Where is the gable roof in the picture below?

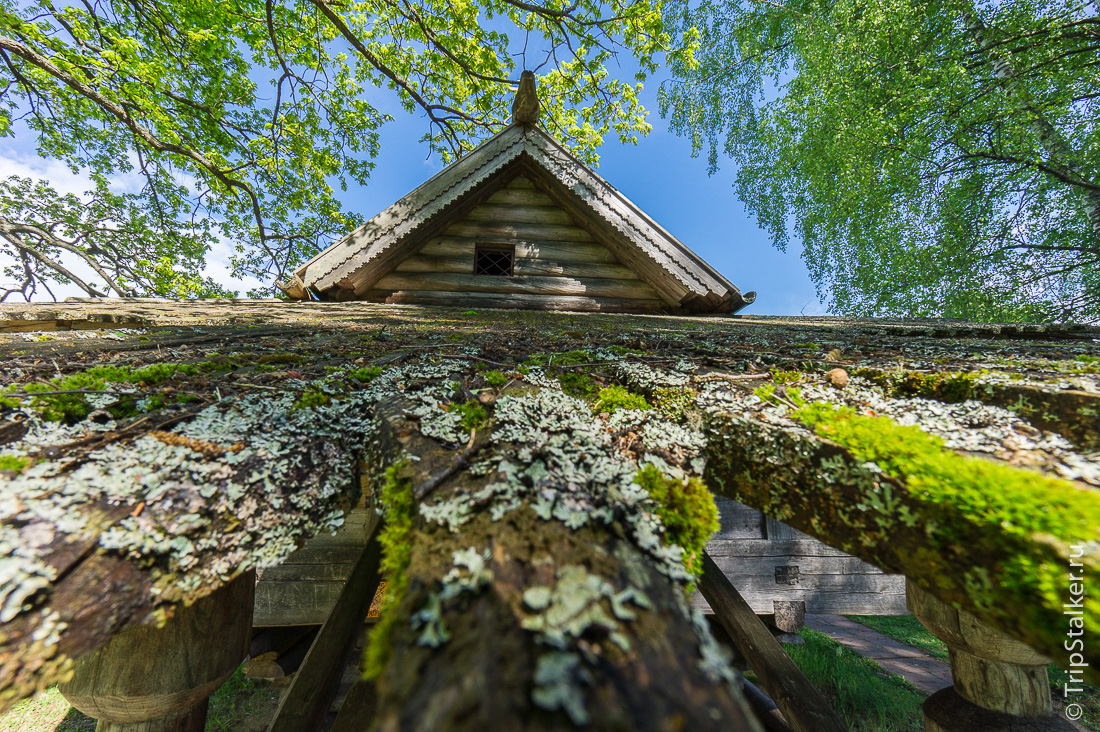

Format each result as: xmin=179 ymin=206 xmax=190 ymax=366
xmin=286 ymin=124 xmax=755 ymax=313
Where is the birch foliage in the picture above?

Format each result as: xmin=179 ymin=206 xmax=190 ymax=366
xmin=660 ymin=0 xmax=1100 ymax=322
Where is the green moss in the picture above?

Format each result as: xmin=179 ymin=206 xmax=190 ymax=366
xmin=193 ymin=359 xmax=234 ymax=373
xmin=256 ymin=364 xmax=277 ymax=372
xmin=608 ymin=345 xmax=643 ymax=356
xmin=350 ymin=366 xmax=384 ymax=382
xmin=772 ymin=370 xmax=803 ymax=384
xmin=446 ymin=400 xmax=488 ymax=430
xmin=790 ymin=401 xmax=1100 ymax=650
xmin=848 ymin=367 xmax=983 ymax=403
xmin=558 ymin=372 xmax=599 ymax=402
xmin=0 ymin=362 xmax=201 ymax=423
xmin=364 ymin=462 xmax=415 ymax=680
xmin=526 ymin=350 xmax=591 ymax=368
xmin=292 ymin=389 xmax=331 ymax=410
xmin=754 ymin=383 xmax=805 ymax=408
xmin=141 ymin=393 xmax=167 ymax=412
xmin=485 ymin=370 xmax=508 ymax=388
xmin=850 ymin=368 xmax=889 ymax=389
xmin=0 ymin=456 xmax=28 ymax=472
xmin=893 ymin=371 xmax=979 ymax=402
xmin=652 ymin=386 xmax=695 ymax=421
xmin=794 ymin=402 xmax=1100 ymax=543
xmin=592 ymin=385 xmax=649 ymax=413
xmin=634 ymin=464 xmax=719 ymax=577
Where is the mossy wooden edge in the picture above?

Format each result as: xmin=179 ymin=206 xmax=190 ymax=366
xmin=704 ymin=413 xmax=1099 ymax=682
xmin=850 ymin=366 xmax=1100 ymax=451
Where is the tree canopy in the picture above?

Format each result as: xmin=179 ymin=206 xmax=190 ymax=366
xmin=660 ymin=0 xmax=1100 ymax=323
xmin=0 ymin=0 xmax=681 ymax=299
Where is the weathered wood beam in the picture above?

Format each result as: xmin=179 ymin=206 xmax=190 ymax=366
xmin=464 ymin=202 xmax=576 ymax=227
xmin=269 ymin=528 xmax=383 ymax=732
xmin=699 ymin=552 xmax=847 ymax=732
xmin=704 ymin=412 xmax=1100 ymax=682
xmin=330 ymin=677 xmax=379 ymax=732
xmin=365 ymin=290 xmax=670 ymax=313
xmin=418 ymin=236 xmax=619 ymax=264
xmin=362 ymin=395 xmax=760 ymax=729
xmin=395 ymin=254 xmax=640 ymax=281
xmin=909 ymin=579 xmax=1077 ymax=731
xmin=0 ymin=388 xmax=376 ymax=712
xmin=443 ymin=220 xmax=596 ymax=244
xmin=485 ymin=186 xmax=555 ymax=207
xmin=58 ymin=571 xmax=254 ymax=731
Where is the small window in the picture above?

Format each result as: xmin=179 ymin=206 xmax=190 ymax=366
xmin=474 ymin=244 xmax=514 ymax=276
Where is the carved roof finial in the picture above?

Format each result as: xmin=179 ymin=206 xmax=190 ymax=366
xmin=511 ymin=70 xmax=540 ymax=126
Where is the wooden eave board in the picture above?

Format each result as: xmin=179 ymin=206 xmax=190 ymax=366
xmin=295 ymin=124 xmax=744 ymax=311
xmin=517 ymin=129 xmax=739 ymax=305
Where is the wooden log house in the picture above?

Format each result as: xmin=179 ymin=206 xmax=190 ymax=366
xmin=270 ymin=75 xmax=904 ymax=633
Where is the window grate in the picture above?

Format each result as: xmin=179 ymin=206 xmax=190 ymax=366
xmin=474 ymin=245 xmax=514 ymax=276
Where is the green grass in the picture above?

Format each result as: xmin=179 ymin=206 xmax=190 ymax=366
xmin=846 ymin=614 xmax=1100 ymax=730
xmin=777 ymin=628 xmax=925 ymax=731
xmin=0 ymin=687 xmax=94 ymax=732
xmin=0 ymin=668 xmax=279 ymax=732
xmin=205 ymin=667 xmax=281 ymax=732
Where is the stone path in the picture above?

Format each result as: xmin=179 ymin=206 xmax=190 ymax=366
xmin=805 ymin=615 xmax=953 ymax=695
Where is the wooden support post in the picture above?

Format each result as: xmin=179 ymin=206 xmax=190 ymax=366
xmin=770 ymin=601 xmax=806 ymax=645
xmin=268 ymin=524 xmax=382 ymax=732
xmin=59 ymin=570 xmax=254 ymax=732
xmin=699 ymin=552 xmax=847 ymax=732
xmin=907 ymin=580 xmax=1076 ymax=731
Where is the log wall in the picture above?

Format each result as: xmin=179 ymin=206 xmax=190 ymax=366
xmin=693 ymin=497 xmax=909 ymax=616
xmin=366 ymin=176 xmax=667 ymax=312
xmin=253 ymin=499 xmax=379 ymax=627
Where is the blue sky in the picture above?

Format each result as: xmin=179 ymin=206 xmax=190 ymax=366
xmin=0 ymin=70 xmax=826 ymax=315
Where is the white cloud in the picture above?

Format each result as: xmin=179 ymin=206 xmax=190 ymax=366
xmin=0 ymin=151 xmax=91 ymax=198
xmin=0 ymin=150 xmax=267 ymax=301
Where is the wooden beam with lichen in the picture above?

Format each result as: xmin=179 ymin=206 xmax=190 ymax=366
xmin=0 ymin=300 xmax=1098 ymax=721
xmin=0 ymin=385 xmax=375 ymax=711
xmin=703 ymin=398 xmax=1099 ymax=681
xmin=361 ymin=395 xmax=757 ymax=728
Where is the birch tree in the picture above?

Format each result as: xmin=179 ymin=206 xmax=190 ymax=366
xmin=660 ymin=0 xmax=1100 ymax=322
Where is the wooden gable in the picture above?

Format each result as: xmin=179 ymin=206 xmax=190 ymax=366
xmin=361 ymin=176 xmax=667 ymax=312
xmin=284 ymin=111 xmax=755 ymax=314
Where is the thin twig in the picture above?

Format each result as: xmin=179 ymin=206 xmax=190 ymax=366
xmin=44 ymin=400 xmax=214 ymax=470
xmin=693 ymin=373 xmax=772 ymax=383
xmin=2 ymin=388 xmax=142 ymax=398
xmin=438 ymin=354 xmax=511 ymax=368
xmin=414 ymin=429 xmax=488 ymax=500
